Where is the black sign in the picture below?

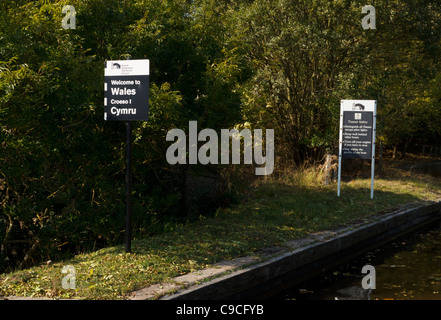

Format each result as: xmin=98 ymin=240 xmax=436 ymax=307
xmin=342 ymin=111 xmax=373 ymax=159
xmin=104 ymin=60 xmax=149 ymax=121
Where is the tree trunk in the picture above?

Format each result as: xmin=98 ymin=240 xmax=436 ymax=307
xmin=378 ymin=141 xmax=383 ymax=172
xmin=18 ymin=238 xmax=40 ymax=270
xmin=0 ymin=215 xmax=13 ymax=260
xmin=324 ymin=152 xmax=332 ymax=185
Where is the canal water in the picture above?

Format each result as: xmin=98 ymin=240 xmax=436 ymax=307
xmin=276 ymin=221 xmax=441 ymax=300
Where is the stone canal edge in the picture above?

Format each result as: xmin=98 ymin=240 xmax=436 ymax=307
xmin=129 ymin=199 xmax=441 ymax=300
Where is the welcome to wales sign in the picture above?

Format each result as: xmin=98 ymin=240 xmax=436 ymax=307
xmin=104 ymin=59 xmax=149 ymax=121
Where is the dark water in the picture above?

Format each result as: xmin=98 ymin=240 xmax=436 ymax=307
xmin=277 ymin=222 xmax=441 ymax=300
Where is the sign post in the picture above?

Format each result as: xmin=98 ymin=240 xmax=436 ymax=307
xmin=104 ymin=59 xmax=149 ymax=253
xmin=125 ymin=121 xmax=132 ymax=253
xmin=337 ymin=100 xmax=377 ymax=199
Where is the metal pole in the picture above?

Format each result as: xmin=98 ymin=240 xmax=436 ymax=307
xmin=337 ymin=153 xmax=342 ymax=197
xmin=370 ymin=153 xmax=375 ymax=199
xmin=337 ymin=102 xmax=344 ymax=197
xmin=125 ymin=121 xmax=132 ymax=253
xmin=370 ymin=102 xmax=377 ymax=199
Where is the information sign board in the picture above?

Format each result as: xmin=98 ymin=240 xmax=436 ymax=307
xmin=338 ymin=100 xmax=377 ymax=198
xmin=104 ymin=59 xmax=149 ymax=121
xmin=342 ymin=111 xmax=374 ymax=159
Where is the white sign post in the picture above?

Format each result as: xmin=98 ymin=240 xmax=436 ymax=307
xmin=337 ymin=100 xmax=377 ymax=199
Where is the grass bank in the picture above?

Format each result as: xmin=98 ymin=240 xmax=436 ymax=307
xmin=1 ymin=163 xmax=441 ymax=299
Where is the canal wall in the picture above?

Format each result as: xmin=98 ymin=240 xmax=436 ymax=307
xmin=150 ymin=200 xmax=441 ymax=300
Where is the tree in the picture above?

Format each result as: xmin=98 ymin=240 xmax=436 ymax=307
xmin=230 ymin=0 xmax=373 ymax=163
xmin=0 ymin=0 xmax=246 ymax=271
xmin=229 ymin=0 xmax=441 ymax=163
xmin=351 ymin=0 xmax=441 ymax=157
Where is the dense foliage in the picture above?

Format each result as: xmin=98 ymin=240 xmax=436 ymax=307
xmin=1 ymin=0 xmax=441 ymax=272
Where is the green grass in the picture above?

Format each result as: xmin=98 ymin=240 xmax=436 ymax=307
xmin=1 ymin=165 xmax=441 ymax=299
